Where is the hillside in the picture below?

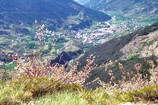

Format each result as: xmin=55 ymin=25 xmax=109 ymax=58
xmin=0 ymin=0 xmax=111 ymax=31
xmin=78 ymin=23 xmax=158 ymax=87
xmin=80 ymin=22 xmax=158 ymax=65
xmin=1 ymin=1 xmax=158 ymax=105
xmin=76 ymin=0 xmax=158 ymax=26
xmin=0 ymin=0 xmax=111 ymax=60
xmin=1 ymin=23 xmax=158 ymax=105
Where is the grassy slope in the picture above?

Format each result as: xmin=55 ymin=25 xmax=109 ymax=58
xmin=0 ymin=77 xmax=158 ymax=105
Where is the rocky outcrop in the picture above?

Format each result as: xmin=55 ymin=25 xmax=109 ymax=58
xmin=50 ymin=50 xmax=83 ymax=65
xmin=0 ymin=52 xmax=13 ymax=63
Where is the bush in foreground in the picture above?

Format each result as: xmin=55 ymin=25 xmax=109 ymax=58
xmin=0 ymin=77 xmax=83 ymax=105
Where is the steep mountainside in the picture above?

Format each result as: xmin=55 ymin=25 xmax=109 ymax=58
xmin=0 ymin=0 xmax=111 ymax=31
xmin=78 ymin=23 xmax=158 ymax=88
xmin=79 ymin=22 xmax=158 ymax=66
xmin=78 ymin=0 xmax=158 ymax=15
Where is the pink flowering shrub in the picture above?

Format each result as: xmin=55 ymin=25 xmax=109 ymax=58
xmin=13 ymin=55 xmax=96 ymax=85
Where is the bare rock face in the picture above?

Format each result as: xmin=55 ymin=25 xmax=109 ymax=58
xmin=0 ymin=52 xmax=13 ymax=63
xmin=50 ymin=50 xmax=83 ymax=65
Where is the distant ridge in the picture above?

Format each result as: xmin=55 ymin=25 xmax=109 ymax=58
xmin=77 ymin=0 xmax=158 ymax=15
xmin=0 ymin=0 xmax=111 ymax=30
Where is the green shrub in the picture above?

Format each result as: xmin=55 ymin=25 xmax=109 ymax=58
xmin=3 ymin=62 xmax=17 ymax=70
xmin=128 ymin=55 xmax=139 ymax=60
xmin=121 ymin=84 xmax=158 ymax=102
xmin=0 ymin=77 xmax=83 ymax=104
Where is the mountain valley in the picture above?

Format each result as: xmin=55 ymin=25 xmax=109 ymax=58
xmin=0 ymin=0 xmax=158 ymax=105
